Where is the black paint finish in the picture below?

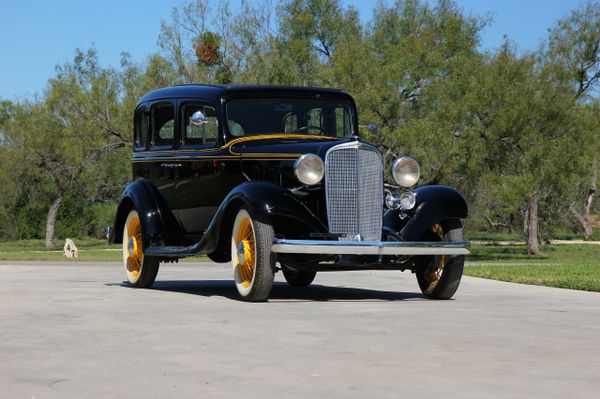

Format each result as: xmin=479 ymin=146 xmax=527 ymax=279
xmin=111 ymin=84 xmax=468 ymax=267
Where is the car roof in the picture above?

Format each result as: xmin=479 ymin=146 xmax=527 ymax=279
xmin=137 ymin=84 xmax=352 ymax=105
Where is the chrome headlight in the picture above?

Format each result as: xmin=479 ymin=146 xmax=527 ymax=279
xmin=391 ymin=157 xmax=420 ymax=187
xmin=294 ymin=154 xmax=324 ymax=185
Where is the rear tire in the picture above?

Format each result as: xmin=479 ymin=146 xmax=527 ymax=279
xmin=122 ymin=210 xmax=159 ymax=288
xmin=231 ymin=208 xmax=275 ymax=301
xmin=282 ymin=269 xmax=317 ymax=287
xmin=416 ymin=219 xmax=464 ymax=299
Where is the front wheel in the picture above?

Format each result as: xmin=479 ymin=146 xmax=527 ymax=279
xmin=122 ymin=210 xmax=159 ymax=288
xmin=231 ymin=208 xmax=275 ymax=301
xmin=416 ymin=220 xmax=465 ymax=299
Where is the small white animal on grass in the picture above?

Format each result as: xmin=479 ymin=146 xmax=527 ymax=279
xmin=64 ymin=238 xmax=79 ymax=258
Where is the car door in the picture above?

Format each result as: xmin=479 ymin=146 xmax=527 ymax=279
xmin=146 ymin=100 xmax=179 ymax=215
xmin=174 ymin=101 xmax=228 ymax=236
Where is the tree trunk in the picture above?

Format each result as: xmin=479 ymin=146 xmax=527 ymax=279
xmin=569 ymin=204 xmax=592 ymax=239
xmin=522 ymin=202 xmax=529 ymax=237
xmin=571 ymin=161 xmax=597 ymax=240
xmin=45 ymin=194 xmax=64 ymax=248
xmin=582 ymin=161 xmax=597 ymax=240
xmin=526 ymin=191 xmax=543 ymax=256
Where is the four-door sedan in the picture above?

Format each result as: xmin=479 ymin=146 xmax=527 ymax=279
xmin=111 ymin=84 xmax=470 ymax=301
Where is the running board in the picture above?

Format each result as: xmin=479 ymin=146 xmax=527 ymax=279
xmin=144 ymin=244 xmax=202 ymax=258
xmin=271 ymin=239 xmax=470 ymax=256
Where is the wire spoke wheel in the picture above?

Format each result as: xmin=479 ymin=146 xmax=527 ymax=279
xmin=416 ymin=220 xmax=465 ymax=299
xmin=122 ymin=210 xmax=159 ymax=288
xmin=231 ymin=208 xmax=275 ymax=301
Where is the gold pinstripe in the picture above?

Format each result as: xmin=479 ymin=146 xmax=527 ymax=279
xmin=131 ymin=156 xmax=301 ymax=163
xmin=135 ymin=134 xmax=337 ymax=155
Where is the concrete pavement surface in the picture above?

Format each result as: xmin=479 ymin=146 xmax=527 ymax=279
xmin=1 ymin=261 xmax=599 ymax=399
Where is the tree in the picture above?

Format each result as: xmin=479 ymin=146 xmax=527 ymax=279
xmin=1 ymin=49 xmax=131 ymax=247
xmin=470 ymin=43 xmax=583 ymax=254
xmin=546 ymin=1 xmax=600 ymax=239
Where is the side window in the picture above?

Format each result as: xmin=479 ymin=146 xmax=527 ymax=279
xmin=283 ymin=112 xmax=298 ymax=133
xmin=307 ymin=108 xmax=323 ymax=134
xmin=135 ymin=106 xmax=149 ymax=149
xmin=335 ymin=107 xmax=350 ymax=137
xmin=182 ymin=104 xmax=218 ymax=146
xmin=152 ymin=102 xmax=174 ymax=147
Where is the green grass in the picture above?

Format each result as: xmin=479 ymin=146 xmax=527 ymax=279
xmin=0 ymin=239 xmax=208 ymax=262
xmin=0 ymin=239 xmax=122 ymax=261
xmin=465 ymin=244 xmax=600 ymax=292
xmin=466 ymin=231 xmax=525 ymax=241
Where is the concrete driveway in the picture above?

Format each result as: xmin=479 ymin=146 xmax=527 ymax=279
xmin=1 ymin=261 xmax=599 ymax=399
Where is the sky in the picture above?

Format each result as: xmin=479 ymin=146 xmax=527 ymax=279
xmin=0 ymin=0 xmax=584 ymax=101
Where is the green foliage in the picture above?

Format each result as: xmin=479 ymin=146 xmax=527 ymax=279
xmin=546 ymin=1 xmax=600 ymax=99
xmin=0 ymin=49 xmax=132 ymax=244
xmin=1 ymin=0 xmax=600 ymax=249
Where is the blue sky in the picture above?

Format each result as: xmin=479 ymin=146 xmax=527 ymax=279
xmin=0 ymin=0 xmax=583 ymax=100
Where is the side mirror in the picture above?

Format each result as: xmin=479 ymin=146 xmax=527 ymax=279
xmin=191 ymin=111 xmax=207 ymax=126
xmin=367 ymin=122 xmax=379 ymax=135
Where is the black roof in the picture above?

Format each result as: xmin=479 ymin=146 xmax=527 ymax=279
xmin=138 ymin=84 xmax=352 ymax=105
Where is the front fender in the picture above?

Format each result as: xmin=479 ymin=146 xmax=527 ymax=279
xmin=109 ymin=179 xmax=180 ymax=248
xmin=205 ymin=182 xmax=328 ymax=262
xmin=384 ymin=185 xmax=468 ymax=241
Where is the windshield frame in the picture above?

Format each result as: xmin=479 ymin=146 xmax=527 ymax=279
xmin=223 ymin=97 xmax=356 ymax=139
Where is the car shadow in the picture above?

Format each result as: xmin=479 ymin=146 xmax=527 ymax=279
xmin=108 ymin=280 xmax=427 ymax=302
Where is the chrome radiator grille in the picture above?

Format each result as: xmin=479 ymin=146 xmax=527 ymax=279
xmin=325 ymin=142 xmax=383 ymax=241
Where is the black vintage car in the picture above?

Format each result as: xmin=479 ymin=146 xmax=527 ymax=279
xmin=111 ymin=84 xmax=470 ymax=301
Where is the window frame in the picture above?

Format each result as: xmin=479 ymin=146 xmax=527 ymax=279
xmin=133 ymin=103 xmax=149 ymax=151
xmin=223 ymin=98 xmax=355 ymax=139
xmin=149 ymin=100 xmax=176 ymax=150
xmin=179 ymin=101 xmax=220 ymax=149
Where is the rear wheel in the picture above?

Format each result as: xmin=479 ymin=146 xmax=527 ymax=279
xmin=416 ymin=220 xmax=464 ymax=299
xmin=122 ymin=210 xmax=159 ymax=288
xmin=282 ymin=269 xmax=317 ymax=287
xmin=231 ymin=208 xmax=275 ymax=301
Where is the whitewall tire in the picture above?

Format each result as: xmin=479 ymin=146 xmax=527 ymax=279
xmin=230 ymin=208 xmax=275 ymax=301
xmin=122 ymin=210 xmax=159 ymax=288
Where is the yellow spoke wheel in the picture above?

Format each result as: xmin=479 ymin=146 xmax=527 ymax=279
xmin=416 ymin=220 xmax=465 ymax=300
xmin=423 ymin=224 xmax=446 ymax=290
xmin=122 ymin=210 xmax=159 ymax=288
xmin=231 ymin=208 xmax=275 ymax=301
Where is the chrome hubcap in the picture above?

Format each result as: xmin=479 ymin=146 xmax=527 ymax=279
xmin=128 ymin=237 xmax=135 ymax=258
xmin=238 ymin=241 xmax=246 ymax=265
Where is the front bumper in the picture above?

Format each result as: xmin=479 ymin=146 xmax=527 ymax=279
xmin=271 ymin=239 xmax=470 ymax=256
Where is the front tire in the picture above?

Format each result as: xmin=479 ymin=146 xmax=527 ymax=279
xmin=122 ymin=210 xmax=159 ymax=288
xmin=231 ymin=208 xmax=275 ymax=301
xmin=416 ymin=220 xmax=465 ymax=299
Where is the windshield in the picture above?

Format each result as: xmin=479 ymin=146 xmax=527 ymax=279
xmin=225 ymin=99 xmax=353 ymax=137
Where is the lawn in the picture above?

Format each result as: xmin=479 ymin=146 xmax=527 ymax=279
xmin=465 ymin=244 xmax=600 ymax=292
xmin=0 ymin=239 xmax=209 ymax=262
xmin=0 ymin=239 xmax=122 ymax=261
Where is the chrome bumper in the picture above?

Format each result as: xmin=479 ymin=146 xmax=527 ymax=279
xmin=271 ymin=239 xmax=470 ymax=256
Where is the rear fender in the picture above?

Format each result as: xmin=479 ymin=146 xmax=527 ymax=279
xmin=109 ymin=179 xmax=181 ymax=249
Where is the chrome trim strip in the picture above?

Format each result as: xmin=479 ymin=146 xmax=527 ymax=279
xmin=271 ymin=239 xmax=471 ymax=255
